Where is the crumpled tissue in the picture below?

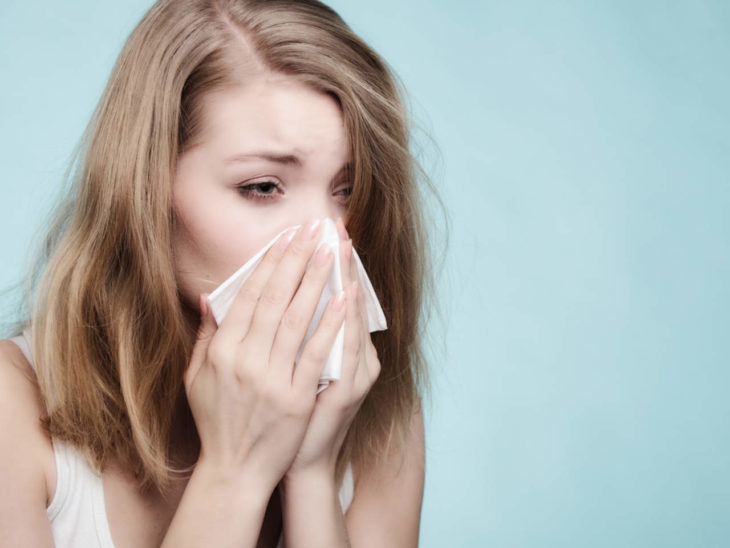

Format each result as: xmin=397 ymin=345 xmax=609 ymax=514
xmin=207 ymin=217 xmax=387 ymax=393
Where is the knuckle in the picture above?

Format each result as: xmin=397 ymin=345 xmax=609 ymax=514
xmin=260 ymin=377 xmax=283 ymax=403
xmin=282 ymin=308 xmax=307 ymax=331
xmin=320 ymin=309 xmax=336 ymax=328
xmin=303 ymin=344 xmax=328 ymax=365
xmin=238 ymin=284 xmax=260 ymax=305
xmin=323 ymin=305 xmax=344 ymax=327
xmin=262 ymin=285 xmax=288 ymax=307
xmin=288 ymin=238 xmax=311 ymax=259
xmin=233 ymin=359 xmax=256 ymax=385
xmin=207 ymin=338 xmax=230 ymax=368
xmin=232 ymin=345 xmax=260 ymax=378
xmin=301 ymin=264 xmax=324 ymax=287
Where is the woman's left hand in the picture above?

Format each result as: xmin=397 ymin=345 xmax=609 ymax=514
xmin=284 ymin=218 xmax=381 ymax=478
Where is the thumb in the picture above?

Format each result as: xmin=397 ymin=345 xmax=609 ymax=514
xmin=185 ymin=293 xmax=217 ymax=389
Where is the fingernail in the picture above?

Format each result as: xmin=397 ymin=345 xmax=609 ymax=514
xmin=199 ymin=293 xmax=209 ymax=317
xmin=333 ymin=290 xmax=346 ymax=311
xmin=315 ymin=245 xmax=332 ymax=266
xmin=345 ymin=238 xmax=353 ymax=259
xmin=305 ymin=218 xmax=321 ymax=239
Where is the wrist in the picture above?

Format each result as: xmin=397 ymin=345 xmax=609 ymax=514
xmin=193 ymin=456 xmax=274 ymax=506
xmin=163 ymin=458 xmax=275 ymax=548
xmin=278 ymin=465 xmax=348 ymax=545
xmin=281 ymin=464 xmax=336 ymax=493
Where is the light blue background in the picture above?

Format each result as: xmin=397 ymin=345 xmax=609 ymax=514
xmin=1 ymin=1 xmax=728 ymax=546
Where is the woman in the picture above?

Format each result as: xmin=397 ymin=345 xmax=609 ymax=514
xmin=0 ymin=0 xmax=433 ymax=546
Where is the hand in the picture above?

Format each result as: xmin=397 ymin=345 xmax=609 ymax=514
xmin=183 ymin=218 xmax=347 ymax=494
xmin=285 ymin=218 xmax=382 ymax=478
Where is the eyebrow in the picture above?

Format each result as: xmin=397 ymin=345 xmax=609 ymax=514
xmin=225 ymin=151 xmax=303 ymax=166
xmin=225 ymin=151 xmax=353 ymax=179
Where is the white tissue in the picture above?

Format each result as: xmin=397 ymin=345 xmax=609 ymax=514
xmin=207 ymin=218 xmax=387 ymax=393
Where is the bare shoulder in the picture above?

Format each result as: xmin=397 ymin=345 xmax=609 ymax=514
xmin=0 ymin=339 xmax=56 ymax=546
xmin=346 ymin=403 xmax=426 ymax=548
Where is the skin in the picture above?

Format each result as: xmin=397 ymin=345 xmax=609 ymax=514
xmin=0 ymin=72 xmax=425 ymax=548
xmin=172 ymin=73 xmax=353 ymax=305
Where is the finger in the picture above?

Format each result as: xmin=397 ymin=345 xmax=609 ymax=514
xmin=350 ymin=247 xmax=369 ymax=334
xmin=269 ymin=243 xmax=335 ymax=379
xmin=184 ymin=293 xmax=217 ymax=392
xmin=336 ymin=216 xmax=349 ymax=240
xmin=339 ymin=239 xmax=361 ymax=383
xmin=215 ymin=227 xmax=297 ymax=344
xmin=293 ymin=289 xmax=347 ymax=391
xmin=349 ymin=245 xmax=381 ymax=383
xmin=364 ymin=336 xmax=381 ymax=383
xmin=339 ymin=238 xmax=353 ymax=287
xmin=341 ymin=280 xmax=361 ymax=382
xmin=349 ymin=247 xmax=376 ymax=382
xmin=243 ymin=218 xmax=323 ymax=362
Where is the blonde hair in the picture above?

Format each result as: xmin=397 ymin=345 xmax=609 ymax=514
xmin=27 ymin=0 xmax=437 ymax=493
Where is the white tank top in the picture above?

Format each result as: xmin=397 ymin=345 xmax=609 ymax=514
xmin=9 ymin=329 xmax=354 ymax=547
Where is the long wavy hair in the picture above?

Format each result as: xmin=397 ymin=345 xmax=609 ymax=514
xmin=25 ymin=0 xmax=439 ymax=493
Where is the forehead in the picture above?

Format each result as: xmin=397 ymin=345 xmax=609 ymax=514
xmin=193 ymin=75 xmax=350 ymax=160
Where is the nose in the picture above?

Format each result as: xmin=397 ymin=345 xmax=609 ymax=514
xmin=293 ymin=191 xmax=342 ymax=227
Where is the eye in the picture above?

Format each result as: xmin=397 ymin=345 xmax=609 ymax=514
xmin=237 ymin=181 xmax=282 ymax=201
xmin=334 ymin=184 xmax=353 ymax=201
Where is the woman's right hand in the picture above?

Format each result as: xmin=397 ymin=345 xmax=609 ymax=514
xmin=183 ymin=218 xmax=347 ymax=495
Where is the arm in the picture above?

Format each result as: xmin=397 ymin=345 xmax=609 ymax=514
xmin=161 ymin=460 xmax=272 ymax=548
xmin=0 ymin=337 xmax=277 ymax=548
xmin=279 ymin=467 xmax=350 ymax=547
xmin=280 ymin=404 xmax=426 ymax=548
xmin=0 ymin=337 xmax=276 ymax=548
xmin=0 ymin=340 xmax=56 ymax=548
xmin=345 ymin=405 xmax=425 ymax=547
xmin=279 ymin=222 xmax=426 ymax=547
xmin=164 ymin=220 xmax=347 ymax=547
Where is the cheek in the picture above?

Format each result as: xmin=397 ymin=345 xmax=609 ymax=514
xmin=172 ymin=189 xmax=264 ymax=299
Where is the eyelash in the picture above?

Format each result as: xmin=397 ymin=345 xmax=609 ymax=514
xmin=237 ymin=181 xmax=282 ymax=201
xmin=236 ymin=181 xmax=353 ymax=203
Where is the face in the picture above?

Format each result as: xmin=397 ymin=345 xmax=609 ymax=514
xmin=172 ymin=73 xmax=352 ymax=311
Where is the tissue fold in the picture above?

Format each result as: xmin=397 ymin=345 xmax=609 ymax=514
xmin=207 ymin=217 xmax=387 ymax=393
